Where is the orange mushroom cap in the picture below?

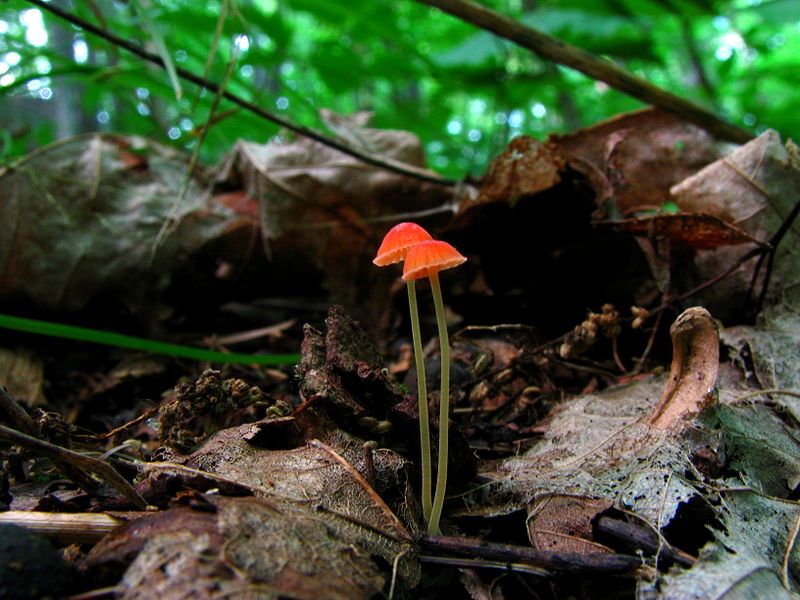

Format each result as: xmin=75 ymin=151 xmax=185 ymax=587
xmin=373 ymin=222 xmax=433 ymax=266
xmin=402 ymin=240 xmax=466 ymax=281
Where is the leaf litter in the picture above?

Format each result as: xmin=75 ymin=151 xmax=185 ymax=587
xmin=1 ymin=110 xmax=800 ymax=598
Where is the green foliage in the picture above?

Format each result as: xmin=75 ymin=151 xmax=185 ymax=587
xmin=0 ymin=0 xmax=797 ymax=178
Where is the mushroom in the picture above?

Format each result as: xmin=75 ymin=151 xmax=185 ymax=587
xmin=373 ymin=222 xmax=435 ymax=521
xmin=402 ymin=239 xmax=466 ymax=534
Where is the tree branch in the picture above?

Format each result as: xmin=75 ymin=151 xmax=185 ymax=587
xmin=25 ymin=0 xmax=455 ymax=187
xmin=415 ymin=0 xmax=752 ymax=144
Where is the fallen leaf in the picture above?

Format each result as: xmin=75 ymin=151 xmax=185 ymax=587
xmin=670 ymin=131 xmax=800 ymax=313
xmin=550 ymin=108 xmax=729 ymax=216
xmin=609 ymin=213 xmax=765 ymax=250
xmin=0 ymin=347 xmax=46 ymax=406
xmin=214 ymin=112 xmax=450 ymax=330
xmin=467 ymin=136 xmax=566 ymax=208
xmin=527 ymin=495 xmax=614 ymax=554
xmin=0 ymin=134 xmax=244 ymax=312
xmin=88 ymin=496 xmax=418 ymax=600
xmin=654 ymin=490 xmax=800 ymax=600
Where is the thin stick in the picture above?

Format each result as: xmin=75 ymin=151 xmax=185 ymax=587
xmin=24 ymin=0 xmax=454 ymax=187
xmin=419 ymin=535 xmax=640 ymax=573
xmin=74 ymin=406 xmax=159 ymax=441
xmin=0 ymin=424 xmax=148 ymax=509
xmin=408 ymin=281 xmax=433 ymax=521
xmin=0 ymin=511 xmax=124 ymax=544
xmin=0 ymin=386 xmax=37 ymax=434
xmin=428 ymin=272 xmax=450 ymax=535
xmin=418 ymin=554 xmax=550 ymax=577
xmin=415 ymin=0 xmax=751 ymax=144
xmin=732 ymin=389 xmax=800 ymax=403
xmin=781 ymin=512 xmax=800 ymax=590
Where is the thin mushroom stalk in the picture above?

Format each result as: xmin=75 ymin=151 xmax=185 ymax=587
xmin=372 ymin=222 xmax=435 ymax=521
xmin=403 ymin=240 xmax=466 ymax=534
xmin=407 ymin=279 xmax=433 ymax=520
xmin=428 ymin=271 xmax=450 ymax=535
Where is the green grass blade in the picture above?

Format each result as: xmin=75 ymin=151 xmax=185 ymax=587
xmin=0 ymin=313 xmax=299 ymax=365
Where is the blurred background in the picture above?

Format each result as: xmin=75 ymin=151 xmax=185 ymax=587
xmin=1 ymin=0 xmax=797 ymax=179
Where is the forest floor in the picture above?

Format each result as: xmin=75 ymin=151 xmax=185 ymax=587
xmin=1 ymin=108 xmax=799 ymax=599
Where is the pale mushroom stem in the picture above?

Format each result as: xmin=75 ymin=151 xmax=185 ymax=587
xmin=427 ymin=271 xmax=450 ymax=535
xmin=407 ymin=280 xmax=432 ymax=522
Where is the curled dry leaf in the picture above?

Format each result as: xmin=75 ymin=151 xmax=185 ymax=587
xmin=609 ymin=213 xmax=765 ymax=250
xmin=649 ymin=307 xmax=720 ymax=430
xmin=550 ymin=107 xmax=728 ymax=215
xmin=670 ymin=130 xmax=800 ymax=313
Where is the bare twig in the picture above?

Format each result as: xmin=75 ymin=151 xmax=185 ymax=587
xmin=753 ymin=196 xmax=800 ymax=312
xmin=649 ymin=245 xmax=764 ymax=317
xmin=0 ymin=386 xmax=37 ymax=434
xmin=419 ymin=534 xmax=640 ymax=574
xmin=0 ymin=424 xmax=148 ymax=509
xmin=782 ymin=512 xmax=800 ymax=591
xmin=73 ymin=406 xmax=159 ymax=442
xmin=0 ymin=511 xmax=125 ymax=544
xmin=418 ymin=554 xmax=551 ymax=577
xmin=25 ymin=0 xmax=455 ymax=187
xmin=415 ymin=0 xmax=752 ymax=144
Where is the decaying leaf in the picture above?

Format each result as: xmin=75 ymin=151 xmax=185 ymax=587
xmin=458 ymin=302 xmax=800 ymax=595
xmin=720 ymin=310 xmax=800 ymax=450
xmin=655 ymin=491 xmax=800 ymax=600
xmin=527 ymin=495 xmax=614 ymax=554
xmin=550 ymin=107 xmax=729 ymax=215
xmin=609 ymin=213 xmax=765 ymax=250
xmin=466 ymin=370 xmax=700 ymax=525
xmin=0 ymin=134 xmax=244 ymax=312
xmin=467 ymin=136 xmax=566 ymax=208
xmin=87 ymin=496 xmax=418 ymax=600
xmin=0 ymin=347 xmax=46 ymax=406
xmin=670 ymin=130 xmax=800 ymax=313
xmin=186 ymin=425 xmax=417 ymax=541
xmin=214 ymin=112 xmax=450 ymax=329
xmin=463 ymin=309 xmax=718 ymax=530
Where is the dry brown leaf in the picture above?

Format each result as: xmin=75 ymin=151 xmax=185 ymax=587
xmin=0 ymin=347 xmax=46 ymax=406
xmin=670 ymin=130 xmax=800 ymax=313
xmin=214 ymin=112 xmax=450 ymax=329
xmin=609 ymin=213 xmax=765 ymax=250
xmin=550 ymin=108 xmax=728 ymax=215
xmin=87 ymin=496 xmax=417 ymax=600
xmin=0 ymin=134 xmax=244 ymax=312
xmin=466 ymin=136 xmax=566 ymax=208
xmin=527 ymin=495 xmax=614 ymax=554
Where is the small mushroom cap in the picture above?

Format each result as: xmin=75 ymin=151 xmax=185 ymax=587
xmin=402 ymin=240 xmax=466 ymax=281
xmin=373 ymin=222 xmax=433 ymax=266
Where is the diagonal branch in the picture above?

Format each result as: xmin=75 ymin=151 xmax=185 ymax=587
xmin=415 ymin=0 xmax=752 ymax=144
xmin=25 ymin=0 xmax=454 ymax=187
xmin=0 ymin=424 xmax=148 ymax=509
